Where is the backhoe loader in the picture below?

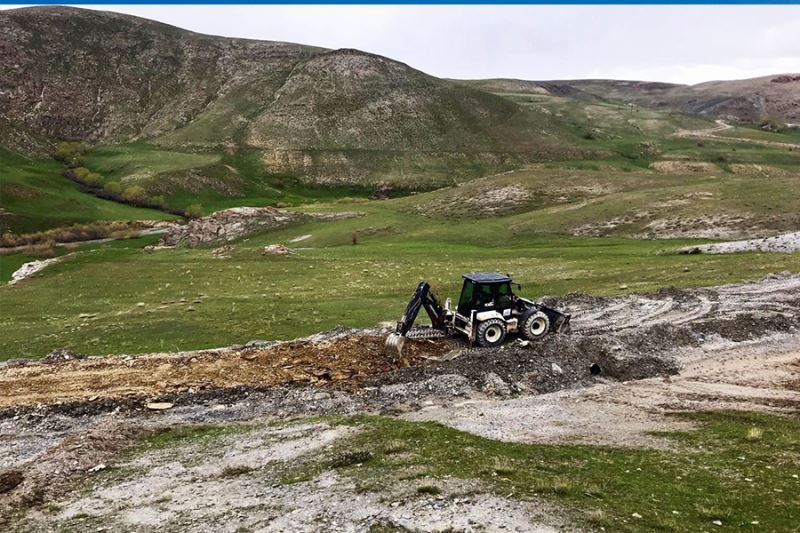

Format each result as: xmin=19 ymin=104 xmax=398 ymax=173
xmin=386 ymin=272 xmax=570 ymax=357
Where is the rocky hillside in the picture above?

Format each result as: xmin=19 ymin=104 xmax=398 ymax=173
xmin=0 ymin=6 xmax=586 ymax=181
xmin=458 ymin=75 xmax=799 ymax=123
xmin=0 ymin=6 xmax=319 ymax=144
xmin=540 ymin=76 xmax=800 ymax=123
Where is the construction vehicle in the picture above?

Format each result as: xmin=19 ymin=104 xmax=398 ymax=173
xmin=386 ymin=272 xmax=570 ymax=357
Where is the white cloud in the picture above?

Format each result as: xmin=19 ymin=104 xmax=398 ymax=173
xmin=2 ymin=4 xmax=799 ymax=85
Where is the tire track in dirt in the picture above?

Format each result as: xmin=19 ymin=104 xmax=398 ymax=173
xmin=565 ymin=273 xmax=800 ymax=335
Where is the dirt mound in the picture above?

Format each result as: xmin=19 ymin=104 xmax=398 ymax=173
xmin=0 ymin=421 xmax=146 ymax=522
xmin=0 ymin=336 xmax=454 ymax=409
xmin=366 ymin=330 xmax=681 ymax=396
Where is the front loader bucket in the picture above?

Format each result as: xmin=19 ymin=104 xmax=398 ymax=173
xmin=540 ymin=305 xmax=571 ymax=334
xmin=385 ymin=333 xmax=406 ymax=359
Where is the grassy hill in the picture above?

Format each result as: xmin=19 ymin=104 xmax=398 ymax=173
xmin=0 ymin=148 xmax=176 ymax=234
xmin=0 ymin=6 xmax=596 ymax=193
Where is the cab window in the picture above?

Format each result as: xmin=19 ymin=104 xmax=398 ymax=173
xmin=496 ymin=283 xmax=512 ymax=308
xmin=477 ymin=284 xmax=494 ymax=306
xmin=457 ymin=280 xmax=474 ymax=313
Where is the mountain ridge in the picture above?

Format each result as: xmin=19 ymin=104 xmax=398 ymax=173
xmin=457 ymin=75 xmax=800 ymax=123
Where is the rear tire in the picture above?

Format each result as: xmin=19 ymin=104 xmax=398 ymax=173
xmin=523 ymin=311 xmax=550 ymax=340
xmin=477 ymin=318 xmax=507 ymax=347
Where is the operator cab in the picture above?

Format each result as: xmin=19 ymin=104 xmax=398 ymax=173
xmin=457 ymin=272 xmax=514 ymax=316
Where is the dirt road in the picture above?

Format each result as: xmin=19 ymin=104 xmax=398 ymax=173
xmin=675 ymin=119 xmax=800 ymax=149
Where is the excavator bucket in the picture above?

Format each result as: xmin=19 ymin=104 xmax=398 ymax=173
xmin=385 ymin=333 xmax=406 ymax=359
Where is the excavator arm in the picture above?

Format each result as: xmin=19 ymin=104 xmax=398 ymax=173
xmin=394 ymin=281 xmax=447 ymax=335
xmin=386 ymin=281 xmax=447 ymax=358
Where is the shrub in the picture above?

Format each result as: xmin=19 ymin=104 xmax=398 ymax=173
xmin=82 ymin=173 xmax=103 ymax=187
xmin=0 ymin=221 xmax=140 ymax=249
xmin=53 ymin=141 xmax=87 ymax=167
xmin=760 ymin=116 xmax=786 ymax=133
xmin=185 ymin=204 xmax=204 ymax=219
xmin=72 ymin=167 xmax=91 ymax=180
xmin=330 ymin=450 xmax=373 ymax=468
xmin=103 ymin=181 xmax=123 ymax=195
xmin=416 ymin=485 xmax=441 ymax=495
xmin=746 ymin=427 xmax=764 ymax=441
xmin=122 ymin=186 xmax=148 ymax=203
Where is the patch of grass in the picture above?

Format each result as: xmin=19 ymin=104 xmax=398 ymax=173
xmin=141 ymin=424 xmax=248 ymax=450
xmin=54 ymin=512 xmax=106 ymax=533
xmin=290 ymin=411 xmax=800 ymax=533
xmin=330 ymin=450 xmax=374 ymax=469
xmin=368 ymin=523 xmax=414 ymax=533
xmin=416 ymin=485 xmax=441 ymax=495
xmin=0 ymin=148 xmax=176 ymax=233
xmin=220 ymin=465 xmax=256 ymax=478
xmin=83 ymin=143 xmax=220 ymax=181
xmin=746 ymin=427 xmax=764 ymax=441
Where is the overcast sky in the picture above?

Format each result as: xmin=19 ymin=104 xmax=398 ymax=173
xmin=4 ymin=5 xmax=799 ymax=84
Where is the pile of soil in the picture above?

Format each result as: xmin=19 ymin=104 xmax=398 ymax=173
xmin=0 ymin=336 xmax=453 ymax=409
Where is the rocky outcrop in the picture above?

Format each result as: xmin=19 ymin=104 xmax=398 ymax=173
xmin=262 ymin=244 xmax=295 ymax=255
xmin=8 ymin=257 xmax=62 ymax=284
xmin=160 ymin=207 xmax=306 ymax=247
xmin=160 ymin=207 xmax=364 ymax=247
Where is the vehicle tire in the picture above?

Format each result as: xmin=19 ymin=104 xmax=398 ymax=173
xmin=522 ymin=311 xmax=550 ymax=340
xmin=476 ymin=318 xmax=507 ymax=347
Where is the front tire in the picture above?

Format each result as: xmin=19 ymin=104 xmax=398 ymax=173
xmin=476 ymin=318 xmax=507 ymax=347
xmin=522 ymin=311 xmax=550 ymax=340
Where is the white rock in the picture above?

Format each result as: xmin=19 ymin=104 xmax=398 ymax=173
xmin=146 ymin=402 xmax=174 ymax=411
xmin=9 ymin=257 xmax=62 ymax=284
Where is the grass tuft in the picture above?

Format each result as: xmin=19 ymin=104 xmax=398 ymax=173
xmin=416 ymin=485 xmax=442 ymax=496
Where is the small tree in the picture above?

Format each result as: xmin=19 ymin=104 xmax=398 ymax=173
xmin=185 ymin=204 xmax=204 ymax=218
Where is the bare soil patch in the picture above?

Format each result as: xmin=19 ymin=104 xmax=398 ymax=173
xmin=649 ymin=160 xmax=722 ymax=174
xmin=0 ymin=336 xmax=453 ymax=409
